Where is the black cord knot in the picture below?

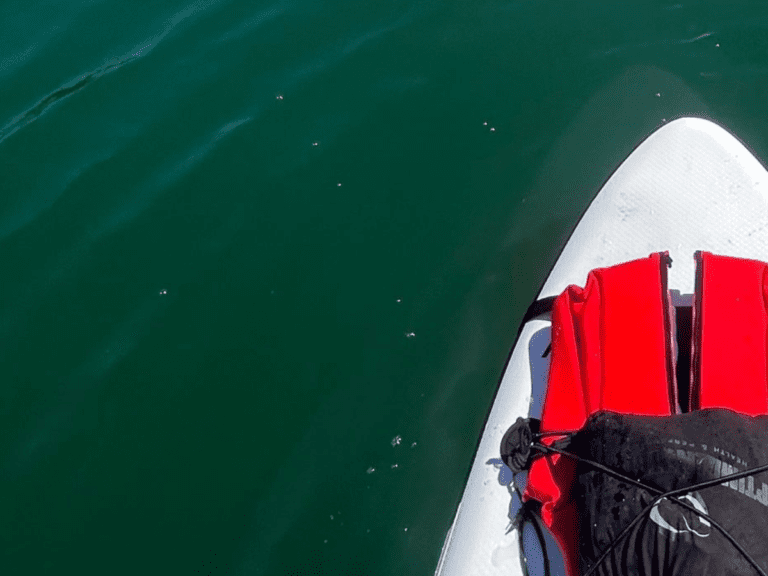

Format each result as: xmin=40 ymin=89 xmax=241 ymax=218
xmin=500 ymin=417 xmax=540 ymax=473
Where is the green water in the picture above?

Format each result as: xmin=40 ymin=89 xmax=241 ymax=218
xmin=2 ymin=1 xmax=768 ymax=574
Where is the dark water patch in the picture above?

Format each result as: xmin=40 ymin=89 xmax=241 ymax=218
xmin=0 ymin=57 xmax=132 ymax=145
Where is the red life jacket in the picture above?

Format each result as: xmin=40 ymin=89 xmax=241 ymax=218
xmin=524 ymin=251 xmax=768 ymax=576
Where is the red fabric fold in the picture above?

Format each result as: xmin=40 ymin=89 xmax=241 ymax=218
xmin=524 ymin=253 xmax=675 ymax=575
xmin=691 ymin=252 xmax=768 ymax=415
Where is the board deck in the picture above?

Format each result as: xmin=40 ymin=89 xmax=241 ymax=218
xmin=434 ymin=117 xmax=768 ymax=576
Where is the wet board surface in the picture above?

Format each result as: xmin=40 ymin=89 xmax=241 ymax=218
xmin=434 ymin=117 xmax=768 ymax=576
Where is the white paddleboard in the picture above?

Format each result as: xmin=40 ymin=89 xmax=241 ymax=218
xmin=434 ymin=117 xmax=768 ymax=576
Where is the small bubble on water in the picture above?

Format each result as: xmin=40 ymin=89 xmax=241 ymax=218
xmin=330 ymin=515 xmax=334 ymax=520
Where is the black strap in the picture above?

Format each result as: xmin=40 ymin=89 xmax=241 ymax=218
xmin=517 ymin=297 xmax=557 ymax=356
xmin=521 ymin=296 xmax=556 ymax=326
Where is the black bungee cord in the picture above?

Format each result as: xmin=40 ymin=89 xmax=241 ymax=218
xmin=540 ymin=441 xmax=768 ymax=576
xmin=511 ymin=484 xmax=551 ymax=576
xmin=501 ymin=418 xmax=768 ymax=576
